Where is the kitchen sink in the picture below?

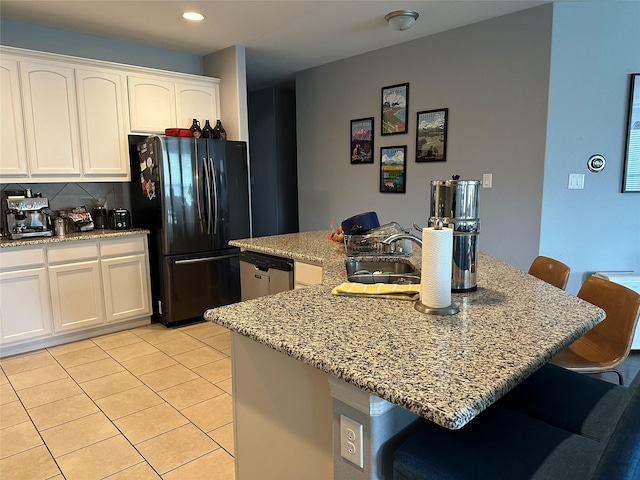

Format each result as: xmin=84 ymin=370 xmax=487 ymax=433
xmin=345 ymin=259 xmax=420 ymax=284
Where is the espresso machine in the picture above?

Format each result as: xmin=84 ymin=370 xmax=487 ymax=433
xmin=429 ymin=176 xmax=481 ymax=292
xmin=4 ymin=196 xmax=54 ymax=240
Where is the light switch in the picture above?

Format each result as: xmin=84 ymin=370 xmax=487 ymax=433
xmin=482 ymin=174 xmax=492 ymax=188
xmin=568 ymin=173 xmax=585 ymax=189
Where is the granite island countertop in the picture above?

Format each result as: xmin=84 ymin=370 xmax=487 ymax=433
xmin=0 ymin=228 xmax=150 ymax=248
xmin=205 ymin=231 xmax=605 ymax=430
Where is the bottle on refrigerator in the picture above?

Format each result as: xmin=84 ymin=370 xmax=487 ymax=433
xmin=202 ymin=120 xmax=214 ymax=139
xmin=212 ymin=120 xmax=226 ymax=140
xmin=190 ymin=118 xmax=202 ymax=138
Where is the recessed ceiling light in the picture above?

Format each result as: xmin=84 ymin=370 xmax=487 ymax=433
xmin=182 ymin=11 xmax=205 ymax=21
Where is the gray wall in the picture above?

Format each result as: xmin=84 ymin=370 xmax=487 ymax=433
xmin=540 ymin=2 xmax=640 ymax=293
xmin=204 ymin=46 xmax=249 ymax=141
xmin=296 ymin=6 xmax=552 ymax=271
xmin=0 ymin=18 xmax=203 ymax=74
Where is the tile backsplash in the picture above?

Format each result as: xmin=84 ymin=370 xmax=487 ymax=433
xmin=1 ymin=182 xmax=131 ymax=213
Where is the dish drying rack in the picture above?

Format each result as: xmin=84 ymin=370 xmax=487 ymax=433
xmin=344 ymin=222 xmax=412 ymax=256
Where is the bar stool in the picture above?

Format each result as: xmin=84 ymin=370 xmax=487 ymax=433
xmin=391 ymin=364 xmax=640 ymax=480
xmin=550 ymin=275 xmax=640 ymax=385
xmin=528 ymin=255 xmax=570 ymax=290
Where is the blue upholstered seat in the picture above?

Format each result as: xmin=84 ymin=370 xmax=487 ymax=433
xmin=499 ymin=363 xmax=628 ymax=441
xmin=392 ymin=365 xmax=640 ymax=480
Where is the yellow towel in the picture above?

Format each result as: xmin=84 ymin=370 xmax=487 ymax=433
xmin=331 ymin=282 xmax=420 ymax=300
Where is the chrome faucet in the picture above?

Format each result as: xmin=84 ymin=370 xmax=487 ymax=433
xmin=382 ymin=233 xmax=423 ymax=253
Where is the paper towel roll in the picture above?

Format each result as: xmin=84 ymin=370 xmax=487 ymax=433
xmin=420 ymin=226 xmax=453 ymax=308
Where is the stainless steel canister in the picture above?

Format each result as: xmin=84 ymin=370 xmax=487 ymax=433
xmin=429 ymin=178 xmax=481 ymax=292
xmin=55 ymin=217 xmax=65 ymax=237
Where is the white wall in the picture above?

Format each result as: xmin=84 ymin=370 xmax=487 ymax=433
xmin=540 ymin=2 xmax=640 ymax=293
xmin=296 ymin=6 xmax=552 ymax=270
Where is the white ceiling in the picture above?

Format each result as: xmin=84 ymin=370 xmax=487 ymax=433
xmin=1 ymin=0 xmax=547 ymax=89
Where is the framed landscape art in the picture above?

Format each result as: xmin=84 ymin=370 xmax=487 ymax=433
xmin=416 ymin=108 xmax=448 ymax=162
xmin=350 ymin=117 xmax=374 ymax=164
xmin=381 ymin=83 xmax=409 ymax=135
xmin=380 ymin=146 xmax=406 ymax=193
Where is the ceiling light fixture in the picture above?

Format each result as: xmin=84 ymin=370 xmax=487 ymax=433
xmin=385 ymin=10 xmax=419 ymax=31
xmin=182 ymin=11 xmax=205 ymax=21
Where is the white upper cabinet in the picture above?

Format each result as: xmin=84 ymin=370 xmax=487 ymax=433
xmin=0 ymin=46 xmax=220 ymax=183
xmin=176 ymin=81 xmax=221 ymax=130
xmin=76 ymin=68 xmax=129 ymax=177
xmin=19 ymin=60 xmax=82 ymax=177
xmin=129 ymin=76 xmax=220 ymax=133
xmin=128 ymin=75 xmax=176 ymax=133
xmin=0 ymin=57 xmax=29 ymax=178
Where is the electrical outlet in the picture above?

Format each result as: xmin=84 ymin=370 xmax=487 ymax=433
xmin=340 ymin=415 xmax=363 ymax=468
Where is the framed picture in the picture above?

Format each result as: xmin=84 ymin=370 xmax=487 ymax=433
xmin=350 ymin=117 xmax=374 ymax=164
xmin=380 ymin=146 xmax=406 ymax=193
xmin=381 ymin=83 xmax=409 ymax=135
xmin=416 ymin=108 xmax=448 ymax=162
xmin=623 ymin=73 xmax=640 ymax=192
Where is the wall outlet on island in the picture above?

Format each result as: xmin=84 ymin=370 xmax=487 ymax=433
xmin=340 ymin=414 xmax=363 ymax=468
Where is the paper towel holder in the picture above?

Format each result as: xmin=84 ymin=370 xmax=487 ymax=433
xmin=414 ymin=218 xmax=460 ymax=315
xmin=414 ymin=300 xmax=460 ymax=315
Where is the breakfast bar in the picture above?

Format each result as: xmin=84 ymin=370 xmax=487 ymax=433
xmin=205 ymin=231 xmax=605 ymax=479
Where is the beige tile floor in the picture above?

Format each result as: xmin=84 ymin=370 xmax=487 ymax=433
xmin=0 ymin=321 xmax=235 ymax=480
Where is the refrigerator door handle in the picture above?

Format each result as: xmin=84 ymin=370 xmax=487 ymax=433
xmin=203 ymin=156 xmax=213 ymax=234
xmin=209 ymin=157 xmax=218 ymax=235
xmin=195 ymin=151 xmax=203 ymax=233
xmin=175 ymin=254 xmax=238 ymax=264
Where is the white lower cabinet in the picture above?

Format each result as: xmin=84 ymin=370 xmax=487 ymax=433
xmin=0 ymin=234 xmax=152 ymax=356
xmin=48 ymin=241 xmax=103 ymax=333
xmin=0 ymin=265 xmax=52 ymax=344
xmin=294 ymin=261 xmax=323 ymax=289
xmin=100 ymin=236 xmax=151 ymax=324
xmin=49 ymin=259 xmax=104 ymax=333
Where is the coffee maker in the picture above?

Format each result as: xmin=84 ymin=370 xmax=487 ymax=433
xmin=4 ymin=195 xmax=54 ymax=240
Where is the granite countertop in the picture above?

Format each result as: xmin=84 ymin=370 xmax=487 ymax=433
xmin=0 ymin=228 xmax=150 ymax=248
xmin=205 ymin=231 xmax=605 ymax=430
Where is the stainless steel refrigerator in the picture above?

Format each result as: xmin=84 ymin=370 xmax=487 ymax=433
xmin=129 ymin=135 xmax=250 ymax=327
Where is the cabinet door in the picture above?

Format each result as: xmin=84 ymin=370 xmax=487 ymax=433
xmin=19 ymin=61 xmax=81 ymax=176
xmin=0 ymin=267 xmax=52 ymax=345
xmin=294 ymin=262 xmax=323 ymax=289
xmin=0 ymin=57 xmax=29 ymax=178
xmin=128 ymin=75 xmax=176 ymax=133
xmin=49 ymin=260 xmax=104 ymax=333
xmin=101 ymin=253 xmax=151 ymax=323
xmin=76 ymin=68 xmax=130 ymax=178
xmin=176 ymin=81 xmax=219 ymax=130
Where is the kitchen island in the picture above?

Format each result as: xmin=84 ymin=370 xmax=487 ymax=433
xmin=205 ymin=231 xmax=605 ymax=479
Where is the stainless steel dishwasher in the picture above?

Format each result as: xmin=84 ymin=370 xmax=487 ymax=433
xmin=239 ymin=251 xmax=294 ymax=301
